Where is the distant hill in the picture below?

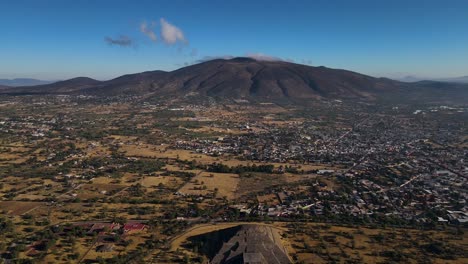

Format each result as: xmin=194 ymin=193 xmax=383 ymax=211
xmin=435 ymin=76 xmax=468 ymax=84
xmin=395 ymin=75 xmax=468 ymax=84
xmin=0 ymin=78 xmax=55 ymax=87
xmin=1 ymin=58 xmax=467 ymax=104
xmin=395 ymin=76 xmax=426 ymax=83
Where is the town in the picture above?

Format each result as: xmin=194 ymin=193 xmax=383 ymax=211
xmin=0 ymin=94 xmax=466 ymax=263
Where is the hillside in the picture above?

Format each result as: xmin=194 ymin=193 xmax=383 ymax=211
xmin=1 ymin=58 xmax=467 ymax=103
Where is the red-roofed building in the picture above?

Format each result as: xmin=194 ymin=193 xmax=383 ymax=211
xmin=123 ymin=223 xmax=147 ymax=233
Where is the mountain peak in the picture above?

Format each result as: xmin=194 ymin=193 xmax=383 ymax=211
xmin=229 ymin=57 xmax=258 ymax=63
xmin=1 ymin=60 xmax=467 ymax=104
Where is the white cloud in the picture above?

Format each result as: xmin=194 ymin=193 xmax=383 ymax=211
xmin=245 ymin=52 xmax=283 ymax=61
xmin=140 ymin=21 xmax=157 ymax=42
xmin=196 ymin=55 xmax=235 ymax=63
xmin=160 ymin=18 xmax=186 ymax=44
xmin=195 ymin=53 xmax=292 ymax=63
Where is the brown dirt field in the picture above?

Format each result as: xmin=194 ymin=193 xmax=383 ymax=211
xmin=0 ymin=152 xmax=28 ymax=163
xmin=236 ymin=173 xmax=286 ymax=197
xmin=284 ymin=173 xmax=317 ymax=183
xmin=139 ymin=175 xmax=182 ymax=189
xmin=178 ymin=172 xmax=240 ymax=199
xmin=15 ymin=194 xmax=47 ymax=201
xmin=118 ymin=173 xmax=143 ymax=185
xmin=0 ymin=201 xmax=43 ymax=215
xmin=90 ymin=176 xmax=115 ymax=184
xmin=257 ymin=193 xmax=279 ymax=205
xmin=163 ymin=164 xmax=200 ymax=174
xmin=81 ymin=183 xmax=126 ymax=193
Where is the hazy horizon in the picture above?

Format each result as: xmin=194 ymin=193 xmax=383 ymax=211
xmin=1 ymin=57 xmax=468 ymax=83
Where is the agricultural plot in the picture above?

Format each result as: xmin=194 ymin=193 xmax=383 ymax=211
xmin=0 ymin=201 xmax=42 ymax=215
xmin=178 ymin=172 xmax=240 ymax=199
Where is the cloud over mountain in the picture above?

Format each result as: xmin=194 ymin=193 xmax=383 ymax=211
xmin=245 ymin=52 xmax=283 ymax=61
xmin=195 ymin=53 xmax=291 ymax=63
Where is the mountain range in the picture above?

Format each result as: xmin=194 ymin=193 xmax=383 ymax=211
xmin=0 ymin=78 xmax=55 ymax=87
xmin=434 ymin=76 xmax=468 ymax=84
xmin=1 ymin=58 xmax=467 ymax=104
xmin=397 ymin=75 xmax=468 ymax=84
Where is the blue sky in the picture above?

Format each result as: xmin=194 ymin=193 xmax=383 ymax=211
xmin=1 ymin=0 xmax=467 ymax=80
